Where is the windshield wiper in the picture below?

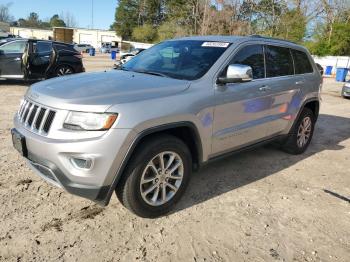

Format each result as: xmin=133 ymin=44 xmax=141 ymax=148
xmin=133 ymin=70 xmax=169 ymax=78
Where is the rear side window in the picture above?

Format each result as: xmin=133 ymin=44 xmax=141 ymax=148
xmin=265 ymin=45 xmax=294 ymax=77
xmin=292 ymin=49 xmax=313 ymax=74
xmin=55 ymin=43 xmax=75 ymax=52
xmin=230 ymin=44 xmax=265 ymax=79
xmin=34 ymin=42 xmax=52 ymax=53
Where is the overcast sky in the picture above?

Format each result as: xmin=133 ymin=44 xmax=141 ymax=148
xmin=5 ymin=0 xmax=116 ymax=29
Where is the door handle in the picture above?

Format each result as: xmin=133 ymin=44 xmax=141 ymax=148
xmin=295 ymin=80 xmax=304 ymax=85
xmin=259 ymin=85 xmax=271 ymax=91
xmin=13 ymin=58 xmax=21 ymax=61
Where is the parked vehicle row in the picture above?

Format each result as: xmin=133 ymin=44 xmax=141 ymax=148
xmin=11 ymin=35 xmax=322 ymax=218
xmin=100 ymin=42 xmax=119 ymax=54
xmin=119 ymin=48 xmax=145 ymax=63
xmin=0 ymin=39 xmax=84 ymax=80
xmin=74 ymin=43 xmax=94 ymax=53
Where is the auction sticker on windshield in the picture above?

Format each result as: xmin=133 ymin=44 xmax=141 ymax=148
xmin=202 ymin=42 xmax=230 ymax=48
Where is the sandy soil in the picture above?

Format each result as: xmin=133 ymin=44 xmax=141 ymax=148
xmin=0 ymin=55 xmax=349 ymax=262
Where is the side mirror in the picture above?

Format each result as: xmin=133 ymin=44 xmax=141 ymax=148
xmin=217 ymin=64 xmax=253 ymax=85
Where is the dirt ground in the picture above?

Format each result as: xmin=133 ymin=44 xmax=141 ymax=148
xmin=0 ymin=54 xmax=349 ymax=262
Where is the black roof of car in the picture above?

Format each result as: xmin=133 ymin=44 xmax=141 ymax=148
xmin=3 ymin=38 xmax=74 ymax=46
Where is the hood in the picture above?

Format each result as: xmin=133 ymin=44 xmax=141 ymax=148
xmin=26 ymin=70 xmax=190 ymax=112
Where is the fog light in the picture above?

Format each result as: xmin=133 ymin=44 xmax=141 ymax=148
xmin=70 ymin=157 xmax=93 ymax=170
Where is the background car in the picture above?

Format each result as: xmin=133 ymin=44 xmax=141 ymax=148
xmin=74 ymin=43 xmax=93 ymax=53
xmin=0 ymin=36 xmax=22 ymax=45
xmin=342 ymin=81 xmax=350 ymax=98
xmin=0 ymin=39 xmax=84 ymax=80
xmin=100 ymin=42 xmax=119 ymax=53
xmin=119 ymin=48 xmax=145 ymax=64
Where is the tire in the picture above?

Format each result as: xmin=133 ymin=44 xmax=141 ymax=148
xmin=55 ymin=65 xmax=74 ymax=77
xmin=281 ymin=108 xmax=315 ymax=155
xmin=116 ymin=135 xmax=192 ymax=218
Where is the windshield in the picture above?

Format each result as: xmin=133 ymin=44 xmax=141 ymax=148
xmin=122 ymin=40 xmax=231 ymax=80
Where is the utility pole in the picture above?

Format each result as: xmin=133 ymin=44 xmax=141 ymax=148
xmin=91 ymin=0 xmax=94 ymax=29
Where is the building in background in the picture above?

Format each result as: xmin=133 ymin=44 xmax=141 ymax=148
xmin=9 ymin=26 xmax=121 ymax=48
xmin=10 ymin=27 xmax=53 ymax=40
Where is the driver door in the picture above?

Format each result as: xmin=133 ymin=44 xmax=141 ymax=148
xmin=0 ymin=40 xmax=27 ymax=78
xmin=212 ymin=44 xmax=272 ymax=155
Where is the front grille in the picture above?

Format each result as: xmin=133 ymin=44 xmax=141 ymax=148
xmin=18 ymin=99 xmax=56 ymax=135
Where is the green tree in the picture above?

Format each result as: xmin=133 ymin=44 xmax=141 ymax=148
xmin=50 ymin=14 xmax=66 ymax=27
xmin=277 ymin=8 xmax=306 ymax=43
xmin=132 ymin=24 xmax=157 ymax=42
xmin=115 ymin=0 xmax=140 ymax=40
xmin=254 ymin=0 xmax=286 ymax=36
xmin=157 ymin=21 xmax=178 ymax=41
xmin=329 ymin=22 xmax=350 ymax=55
xmin=306 ymin=4 xmax=350 ymax=56
xmin=144 ymin=0 xmax=165 ymax=25
xmin=27 ymin=12 xmax=40 ymax=27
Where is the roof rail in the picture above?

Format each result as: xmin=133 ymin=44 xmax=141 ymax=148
xmin=248 ymin=34 xmax=298 ymax=45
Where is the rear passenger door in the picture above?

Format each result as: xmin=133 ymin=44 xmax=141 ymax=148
xmin=263 ymin=45 xmax=301 ymax=136
xmin=28 ymin=41 xmax=53 ymax=78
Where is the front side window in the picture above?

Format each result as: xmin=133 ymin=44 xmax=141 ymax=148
xmin=122 ymin=40 xmax=231 ymax=80
xmin=229 ymin=44 xmax=265 ymax=79
xmin=292 ymin=49 xmax=313 ymax=74
xmin=265 ymin=45 xmax=294 ymax=77
xmin=0 ymin=41 xmax=27 ymax=54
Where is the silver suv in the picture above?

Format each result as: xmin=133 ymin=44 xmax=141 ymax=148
xmin=11 ymin=36 xmax=322 ymax=217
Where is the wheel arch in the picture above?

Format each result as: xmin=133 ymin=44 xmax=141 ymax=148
xmin=303 ymin=100 xmax=319 ymax=119
xmin=289 ymin=98 xmax=320 ymax=133
xmin=98 ymin=122 xmax=203 ymax=206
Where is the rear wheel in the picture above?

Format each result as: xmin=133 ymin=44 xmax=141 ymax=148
xmin=55 ymin=65 xmax=74 ymax=77
xmin=116 ymin=135 xmax=192 ymax=218
xmin=281 ymin=108 xmax=315 ymax=154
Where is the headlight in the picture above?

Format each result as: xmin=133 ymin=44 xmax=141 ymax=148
xmin=64 ymin=112 xmax=118 ymax=131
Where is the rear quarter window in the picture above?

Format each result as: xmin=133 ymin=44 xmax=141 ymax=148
xmin=292 ymin=49 xmax=313 ymax=74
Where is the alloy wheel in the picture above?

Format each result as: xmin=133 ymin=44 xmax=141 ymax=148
xmin=297 ymin=116 xmax=312 ymax=148
xmin=57 ymin=66 xmax=73 ymax=76
xmin=140 ymin=151 xmax=184 ymax=206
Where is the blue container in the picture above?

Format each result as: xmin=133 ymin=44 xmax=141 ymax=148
xmin=335 ymin=68 xmax=348 ymax=82
xmin=325 ymin=66 xmax=333 ymax=75
xmin=89 ymin=48 xmax=95 ymax=56
xmin=111 ymin=50 xmax=117 ymax=60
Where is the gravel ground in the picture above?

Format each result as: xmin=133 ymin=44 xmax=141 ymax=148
xmin=0 ymin=55 xmax=349 ymax=262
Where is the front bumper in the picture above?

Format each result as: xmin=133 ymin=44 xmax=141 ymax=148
xmin=13 ymin=116 xmax=136 ymax=206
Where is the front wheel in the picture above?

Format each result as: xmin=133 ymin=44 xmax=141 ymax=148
xmin=55 ymin=65 xmax=74 ymax=77
xmin=281 ymin=108 xmax=316 ymax=154
xmin=116 ymin=135 xmax=192 ymax=218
